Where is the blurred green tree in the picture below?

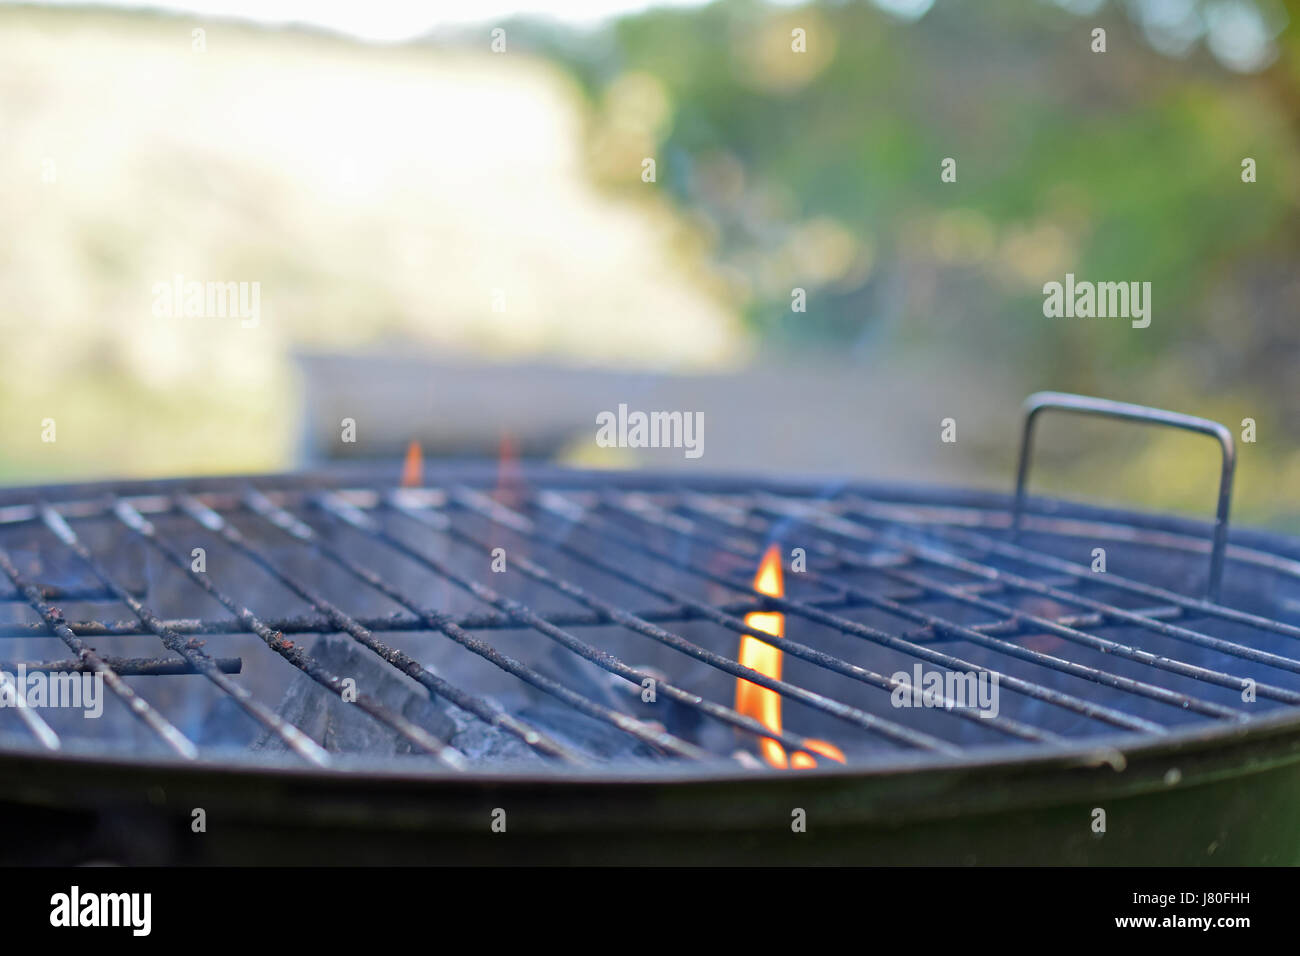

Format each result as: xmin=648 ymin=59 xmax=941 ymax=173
xmin=520 ymin=0 xmax=1299 ymax=407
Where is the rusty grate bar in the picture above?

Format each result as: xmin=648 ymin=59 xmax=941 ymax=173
xmin=525 ymin=492 xmax=1203 ymax=732
xmin=0 ymin=592 xmax=879 ymax=639
xmin=841 ymin=494 xmax=1300 ymax=641
xmin=0 ymin=538 xmax=194 ymax=758
xmin=222 ymin=487 xmax=693 ymax=762
xmin=257 ymin=488 xmax=794 ymax=760
xmin=453 ymin=489 xmax=1164 ymax=732
xmin=0 ymin=655 xmax=241 ymax=676
xmin=598 ymin=493 xmax=1281 ymax=719
xmin=775 ymin=495 xmax=1300 ymax=687
xmin=47 ymin=502 xmax=330 ymax=766
xmin=0 ymin=584 xmax=145 ymax=603
xmin=442 ymin=486 xmax=1057 ymax=745
xmin=380 ymin=490 xmax=991 ymax=751
xmin=101 ymin=498 xmax=461 ymax=767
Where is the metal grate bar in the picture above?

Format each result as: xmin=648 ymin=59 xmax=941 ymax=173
xmin=50 ymin=502 xmax=332 ymax=766
xmin=243 ymin=488 xmax=713 ymax=761
xmin=0 ymin=590 xmax=884 ymax=640
xmin=843 ymin=495 xmax=1300 ymax=641
xmin=444 ymin=486 xmax=1058 ymax=745
xmin=896 ymin=605 xmax=1185 ymax=644
xmin=0 ymin=563 xmax=61 ymax=748
xmin=524 ymin=491 xmax=1167 ymax=733
xmin=0 ymin=584 xmax=144 ymax=603
xmin=0 ymin=587 xmax=1094 ymax=643
xmin=242 ymin=485 xmax=689 ymax=761
xmin=392 ymin=490 xmax=987 ymax=753
xmin=682 ymin=494 xmax=1295 ymax=709
xmin=121 ymin=496 xmax=467 ymax=769
xmin=578 ymin=492 xmax=1235 ymax=729
xmin=796 ymin=496 xmax=1300 ymax=683
xmin=0 ymin=655 xmax=242 ymax=676
xmin=606 ymin=494 xmax=1257 ymax=720
xmin=0 ymin=533 xmax=193 ymax=758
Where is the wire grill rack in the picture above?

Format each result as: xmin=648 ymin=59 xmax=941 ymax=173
xmin=0 ymin=456 xmax=1297 ymax=772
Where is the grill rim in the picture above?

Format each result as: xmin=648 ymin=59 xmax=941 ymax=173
xmin=0 ymin=691 xmax=1296 ymax=793
xmin=6 ymin=698 xmax=1295 ymax=866
xmin=2 ymin=462 xmax=1299 ymax=779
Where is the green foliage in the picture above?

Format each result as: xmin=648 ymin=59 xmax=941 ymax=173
xmin=526 ymin=0 xmax=1299 ymax=384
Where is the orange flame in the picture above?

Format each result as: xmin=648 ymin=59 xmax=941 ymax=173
xmin=494 ymin=431 xmax=523 ymax=509
xmin=400 ymin=440 xmax=423 ymax=488
xmin=736 ymin=545 xmax=845 ymax=769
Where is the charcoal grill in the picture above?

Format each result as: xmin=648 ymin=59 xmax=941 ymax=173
xmin=3 ymin=393 xmax=1300 ymax=865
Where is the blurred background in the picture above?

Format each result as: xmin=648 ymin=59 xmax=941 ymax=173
xmin=2 ymin=0 xmax=1298 ymax=527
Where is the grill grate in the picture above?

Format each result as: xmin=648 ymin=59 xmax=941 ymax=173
xmin=1 ymin=464 xmax=1299 ymax=773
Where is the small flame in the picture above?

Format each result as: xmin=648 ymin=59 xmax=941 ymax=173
xmin=494 ymin=431 xmax=523 ymax=508
xmin=735 ymin=544 xmax=845 ymax=769
xmin=400 ymin=440 xmax=424 ymax=488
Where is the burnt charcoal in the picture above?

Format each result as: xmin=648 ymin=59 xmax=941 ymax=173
xmin=542 ymin=644 xmax=629 ymax=712
xmin=439 ymin=702 xmax=544 ymax=764
xmin=526 ymin=649 xmax=706 ymax=754
xmin=553 ymin=647 xmax=709 ymax=742
xmin=253 ymin=634 xmax=456 ymax=757
xmin=253 ymin=634 xmax=548 ymax=764
xmin=516 ymin=702 xmax=660 ymax=760
xmin=522 ymin=647 xmax=671 ymax=757
xmin=615 ymin=664 xmax=705 ymax=739
xmin=197 ymin=695 xmax=261 ymax=748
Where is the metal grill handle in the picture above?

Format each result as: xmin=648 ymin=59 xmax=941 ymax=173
xmin=1012 ymin=392 xmax=1236 ymax=602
